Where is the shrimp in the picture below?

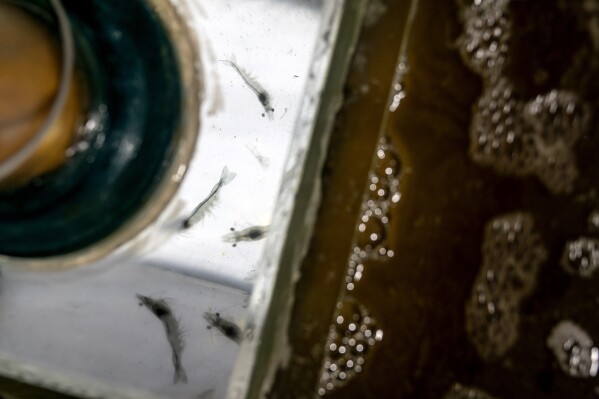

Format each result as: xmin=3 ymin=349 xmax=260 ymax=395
xmin=220 ymin=59 xmax=275 ymax=119
xmin=204 ymin=312 xmax=242 ymax=344
xmin=137 ymin=294 xmax=188 ymax=383
xmin=223 ymin=225 xmax=269 ymax=244
xmin=182 ymin=166 xmax=236 ymax=229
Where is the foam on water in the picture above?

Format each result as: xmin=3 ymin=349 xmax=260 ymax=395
xmin=547 ymin=320 xmax=599 ymax=378
xmin=316 ymin=133 xmax=402 ymax=395
xmin=561 ymin=237 xmax=599 ymax=278
xmin=318 ymin=298 xmax=383 ymax=395
xmin=459 ymin=0 xmax=591 ymax=194
xmin=466 ymin=212 xmax=547 ymax=361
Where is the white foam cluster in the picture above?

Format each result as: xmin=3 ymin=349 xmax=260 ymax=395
xmin=547 ymin=320 xmax=599 ymax=378
xmin=318 ymin=298 xmax=383 ymax=395
xmin=316 ymin=101 xmax=403 ymax=398
xmin=458 ymin=0 xmax=510 ymax=78
xmin=345 ymin=136 xmax=401 ymax=290
xmin=470 ymin=76 xmax=527 ymax=172
xmin=523 ymin=90 xmax=588 ymax=146
xmin=561 ymin=237 xmax=599 ymax=278
xmin=466 ymin=213 xmax=547 ymax=361
xmin=443 ymin=383 xmax=496 ymax=399
xmin=459 ymin=0 xmax=590 ymax=193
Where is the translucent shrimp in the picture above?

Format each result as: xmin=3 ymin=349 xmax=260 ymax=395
xmin=203 ymin=311 xmax=242 ymax=344
xmin=220 ymin=58 xmax=275 ymax=119
xmin=223 ymin=225 xmax=269 ymax=244
xmin=136 ymin=294 xmax=188 ymax=383
xmin=182 ymin=166 xmax=236 ymax=229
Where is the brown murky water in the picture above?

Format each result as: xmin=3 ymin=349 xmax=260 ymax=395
xmin=0 ymin=2 xmax=84 ymax=188
xmin=275 ymin=0 xmax=599 ymax=398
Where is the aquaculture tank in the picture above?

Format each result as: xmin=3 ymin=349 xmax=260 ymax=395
xmin=1 ymin=1 xmax=599 ymax=399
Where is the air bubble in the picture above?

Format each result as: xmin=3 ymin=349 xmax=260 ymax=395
xmin=389 ymin=59 xmax=408 ymax=112
xmin=356 ymin=213 xmax=387 ymax=249
xmin=374 ymin=137 xmax=401 ymax=179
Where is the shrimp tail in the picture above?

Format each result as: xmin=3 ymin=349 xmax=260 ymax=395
xmin=173 ymin=361 xmax=188 ymax=384
xmin=220 ymin=166 xmax=236 ymax=185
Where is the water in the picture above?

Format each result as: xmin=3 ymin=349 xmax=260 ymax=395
xmin=278 ymin=0 xmax=599 ymax=397
xmin=461 ymin=0 xmax=590 ymax=194
xmin=317 ymin=136 xmax=401 ymax=395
